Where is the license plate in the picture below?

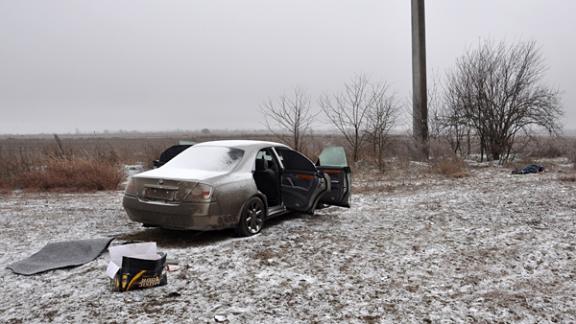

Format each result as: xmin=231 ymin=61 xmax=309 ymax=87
xmin=144 ymin=188 xmax=176 ymax=201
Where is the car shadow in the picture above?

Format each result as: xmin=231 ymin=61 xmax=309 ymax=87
xmin=116 ymin=228 xmax=234 ymax=249
xmin=116 ymin=212 xmax=307 ymax=248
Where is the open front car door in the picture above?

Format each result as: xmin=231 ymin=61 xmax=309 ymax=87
xmin=274 ymin=147 xmax=328 ymax=213
xmin=317 ymin=146 xmax=351 ymax=208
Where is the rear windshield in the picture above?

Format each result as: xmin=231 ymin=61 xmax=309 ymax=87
xmin=163 ymin=146 xmax=244 ymax=172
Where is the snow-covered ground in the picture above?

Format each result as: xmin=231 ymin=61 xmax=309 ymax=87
xmin=1 ymin=165 xmax=575 ymax=323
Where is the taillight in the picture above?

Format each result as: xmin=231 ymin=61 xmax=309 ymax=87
xmin=182 ymin=183 xmax=213 ymax=202
xmin=125 ymin=179 xmax=138 ymax=195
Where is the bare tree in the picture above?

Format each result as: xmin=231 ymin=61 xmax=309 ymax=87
xmin=426 ymin=75 xmax=445 ymax=140
xmin=261 ymin=88 xmax=315 ymax=151
xmin=443 ymin=40 xmax=562 ymax=162
xmin=366 ymin=83 xmax=398 ymax=170
xmin=320 ymin=74 xmax=374 ymax=162
xmin=442 ymin=82 xmax=472 ymax=156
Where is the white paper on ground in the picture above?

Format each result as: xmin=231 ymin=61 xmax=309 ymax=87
xmin=106 ymin=242 xmax=158 ymax=279
xmin=105 ymin=262 xmax=121 ymax=279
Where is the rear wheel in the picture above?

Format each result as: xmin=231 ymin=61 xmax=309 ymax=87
xmin=235 ymin=197 xmax=266 ymax=237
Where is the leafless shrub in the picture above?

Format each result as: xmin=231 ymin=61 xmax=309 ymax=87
xmin=16 ymin=158 xmax=123 ymax=191
xmin=429 ymin=138 xmax=455 ymax=159
xmin=262 ymin=88 xmax=316 ymax=151
xmin=393 ymin=142 xmax=413 ymax=171
xmin=0 ymin=144 xmax=34 ymax=187
xmin=93 ymin=144 xmax=120 ymax=164
xmin=443 ymin=40 xmax=562 ymax=163
xmin=52 ymin=134 xmax=68 ymax=159
xmin=520 ymin=136 xmax=567 ymax=159
xmin=431 ymin=157 xmax=469 ymax=178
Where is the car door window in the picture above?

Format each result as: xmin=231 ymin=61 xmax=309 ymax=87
xmin=274 ymin=147 xmax=316 ymax=172
xmin=256 ymin=148 xmax=279 ymax=173
xmin=317 ymin=146 xmax=351 ymax=208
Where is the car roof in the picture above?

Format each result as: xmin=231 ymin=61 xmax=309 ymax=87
xmin=195 ymin=140 xmax=290 ymax=150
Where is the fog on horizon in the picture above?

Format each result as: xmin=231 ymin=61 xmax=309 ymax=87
xmin=1 ymin=0 xmax=574 ymax=135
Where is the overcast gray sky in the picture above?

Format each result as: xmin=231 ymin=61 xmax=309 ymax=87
xmin=0 ymin=0 xmax=574 ymax=134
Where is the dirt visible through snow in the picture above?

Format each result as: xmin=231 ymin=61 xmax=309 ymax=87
xmin=1 ymin=166 xmax=575 ymax=323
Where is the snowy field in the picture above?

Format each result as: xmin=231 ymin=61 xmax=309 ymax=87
xmin=1 ymin=164 xmax=575 ymax=323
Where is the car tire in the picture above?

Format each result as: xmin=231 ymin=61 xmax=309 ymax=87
xmin=235 ymin=197 xmax=266 ymax=237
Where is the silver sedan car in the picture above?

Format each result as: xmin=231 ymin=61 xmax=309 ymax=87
xmin=123 ymin=140 xmax=351 ymax=236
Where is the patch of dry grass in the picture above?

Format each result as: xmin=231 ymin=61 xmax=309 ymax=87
xmin=15 ymin=158 xmax=123 ymax=191
xmin=559 ymin=174 xmax=576 ymax=182
xmin=523 ymin=137 xmax=567 ymax=159
xmin=431 ymin=157 xmax=470 ymax=178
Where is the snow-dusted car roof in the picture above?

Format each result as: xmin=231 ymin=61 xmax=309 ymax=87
xmin=136 ymin=140 xmax=290 ymax=182
xmin=195 ymin=140 xmax=290 ymax=150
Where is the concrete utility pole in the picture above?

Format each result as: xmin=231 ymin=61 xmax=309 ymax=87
xmin=411 ymin=0 xmax=429 ymax=159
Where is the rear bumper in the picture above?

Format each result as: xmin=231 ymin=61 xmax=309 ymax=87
xmin=122 ymin=195 xmax=237 ymax=230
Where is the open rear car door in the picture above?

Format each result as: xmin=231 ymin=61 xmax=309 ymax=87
xmin=273 ymin=147 xmax=328 ymax=213
xmin=317 ymin=146 xmax=351 ymax=208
